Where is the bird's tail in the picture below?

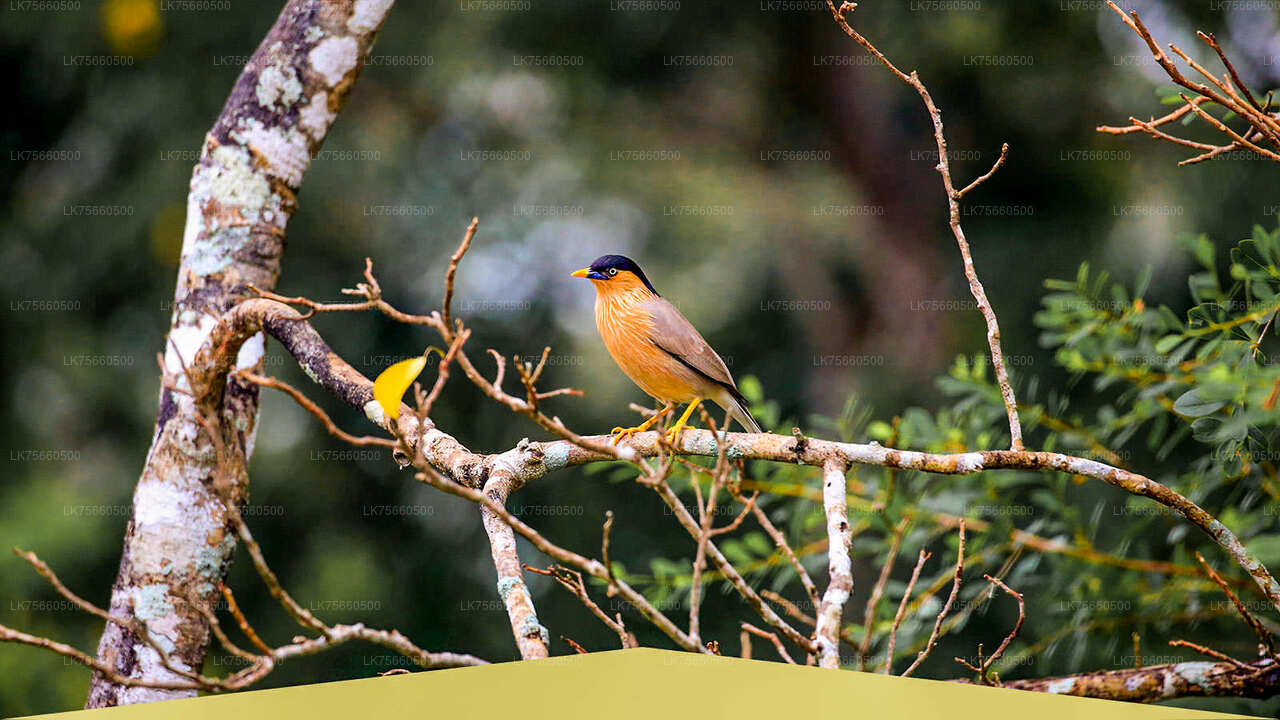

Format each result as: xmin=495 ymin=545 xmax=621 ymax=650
xmin=718 ymin=386 xmax=762 ymax=433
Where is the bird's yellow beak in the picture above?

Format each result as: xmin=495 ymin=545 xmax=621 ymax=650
xmin=571 ymin=268 xmax=591 ymax=278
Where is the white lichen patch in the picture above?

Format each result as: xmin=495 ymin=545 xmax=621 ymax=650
xmin=308 ymin=35 xmax=359 ymax=87
xmin=359 ymin=399 xmax=386 ymax=428
xmin=682 ymin=432 xmax=720 ymax=456
xmin=255 ymin=63 xmax=303 ymax=111
xmin=520 ymin=618 xmax=550 ymax=646
xmin=1046 ymin=677 xmax=1076 ymax=694
xmin=186 ymin=225 xmax=251 ymax=276
xmin=1162 ymin=670 xmax=1178 ymax=698
xmin=119 ymin=643 xmax=193 ymax=705
xmin=349 ymin=0 xmax=394 ymax=33
xmin=130 ymin=481 xmax=221 ymax=574
xmin=232 ymin=119 xmax=310 ymax=187
xmin=1066 ymin=455 xmax=1113 ymax=478
xmin=262 ymin=191 xmax=286 ymax=229
xmin=299 ymin=92 xmax=334 ymax=141
xmin=541 ymin=441 xmax=569 ymax=471
xmin=164 ymin=314 xmax=218 ymax=385
xmin=186 ymin=144 xmax=272 ymax=274
xmin=496 ymin=576 xmax=520 ymax=600
xmin=178 ymin=194 xmax=203 ymax=266
xmin=304 ymin=25 xmax=324 ymax=43
xmin=206 ymin=145 xmax=271 ymax=215
xmin=134 ymin=481 xmax=190 ymax=529
xmin=236 ymin=331 xmax=266 ymax=370
xmin=954 ymin=452 xmax=984 ymax=472
xmin=132 ymin=584 xmax=174 ymax=622
xmin=168 ymin=402 xmax=207 ymax=459
xmin=1173 ymin=661 xmax=1218 ymax=688
xmin=194 ymin=533 xmax=236 ymax=583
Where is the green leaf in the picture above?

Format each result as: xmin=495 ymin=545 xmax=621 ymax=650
xmin=742 ymin=531 xmax=773 ymax=556
xmin=867 ymin=420 xmax=893 ymax=442
xmin=1135 ymin=265 xmax=1153 ymax=300
xmin=1190 ymin=417 xmax=1222 ymax=442
xmin=1172 ymin=389 xmax=1224 ymax=417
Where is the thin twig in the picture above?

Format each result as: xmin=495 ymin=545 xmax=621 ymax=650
xmin=1196 ymin=552 xmax=1276 ymax=656
xmin=903 ymin=521 xmax=965 ymax=677
xmin=884 ymin=549 xmax=930 ymax=674
xmin=858 ymin=518 xmax=908 ymax=670
xmin=237 ymin=372 xmax=395 ymax=448
xmin=824 ymin=0 xmax=1023 ymax=450
xmin=954 ymin=143 xmax=1009 ymax=199
xmin=741 ymin=622 xmax=796 ymax=664
xmin=524 ymin=564 xmax=636 ymax=649
xmin=220 ymin=584 xmax=273 ymax=656
xmin=978 ymin=574 xmax=1025 ymax=682
xmin=441 ymin=217 xmax=478 ymax=334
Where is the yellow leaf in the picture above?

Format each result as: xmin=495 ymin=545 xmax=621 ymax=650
xmin=373 ymin=356 xmax=427 ymax=420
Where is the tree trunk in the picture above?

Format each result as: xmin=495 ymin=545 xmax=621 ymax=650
xmin=86 ymin=0 xmax=395 ymax=706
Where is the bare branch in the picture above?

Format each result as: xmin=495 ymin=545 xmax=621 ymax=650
xmin=998 ymin=659 xmax=1279 ymax=701
xmin=1196 ymin=552 xmax=1276 ymax=657
xmin=884 ymin=549 xmax=930 ymax=674
xmin=824 ymin=0 xmax=1023 ymax=450
xmin=977 ymin=574 xmax=1025 ymax=682
xmin=903 ymin=521 xmax=965 ymax=677
xmin=954 ymin=143 xmax=1009 ymax=200
xmin=238 ymin=372 xmax=396 ymax=449
xmin=859 ymin=518 xmax=908 ymax=670
xmin=741 ymin=622 xmax=797 ymax=664
xmin=415 ymin=468 xmax=702 ymax=653
xmin=1099 ymin=1 xmax=1280 ymax=164
xmin=816 ymin=458 xmax=854 ymax=668
xmin=441 ymin=217 xmax=479 ymax=333
xmin=218 ymin=584 xmax=272 ymax=657
xmin=524 ymin=564 xmax=637 ymax=649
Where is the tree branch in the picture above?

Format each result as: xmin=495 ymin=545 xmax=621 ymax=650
xmin=816 ymin=459 xmax=854 ymax=668
xmin=88 ymin=0 xmax=397 ymax=706
xmin=823 ymin=0 xmax=1023 ymax=450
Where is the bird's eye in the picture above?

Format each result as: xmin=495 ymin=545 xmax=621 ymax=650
xmin=607 ymin=268 xmax=618 ymax=276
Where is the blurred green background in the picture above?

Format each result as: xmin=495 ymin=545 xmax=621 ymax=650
xmin=3 ymin=0 xmax=1280 ymax=715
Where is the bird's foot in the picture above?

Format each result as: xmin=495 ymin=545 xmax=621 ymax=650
xmin=663 ymin=421 xmax=690 ymax=445
xmin=608 ymin=404 xmax=673 ymax=446
xmin=661 ymin=399 xmax=702 ymax=445
xmin=609 ymin=424 xmax=650 ymax=446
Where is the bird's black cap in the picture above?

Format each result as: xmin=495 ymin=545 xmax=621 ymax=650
xmin=588 ymin=254 xmax=659 ymax=295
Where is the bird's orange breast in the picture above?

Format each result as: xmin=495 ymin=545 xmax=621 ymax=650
xmin=594 ymin=289 xmax=702 ymax=403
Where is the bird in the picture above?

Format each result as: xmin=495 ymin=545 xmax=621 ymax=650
xmin=571 ymin=254 xmax=761 ymax=445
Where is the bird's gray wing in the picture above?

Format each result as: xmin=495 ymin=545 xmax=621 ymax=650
xmin=642 ymin=297 xmax=738 ymax=390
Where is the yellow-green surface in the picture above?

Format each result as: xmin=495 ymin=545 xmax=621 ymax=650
xmin=21 ymin=649 xmax=1262 ymax=720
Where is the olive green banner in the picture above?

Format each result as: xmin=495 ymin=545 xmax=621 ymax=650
xmin=19 ymin=649 xmax=1261 ymax=719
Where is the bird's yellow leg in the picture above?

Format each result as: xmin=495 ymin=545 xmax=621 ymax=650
xmin=663 ymin=399 xmax=702 ymax=443
xmin=610 ymin=402 xmax=673 ymax=446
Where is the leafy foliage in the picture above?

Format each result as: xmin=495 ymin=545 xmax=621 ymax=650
xmin=636 ymin=224 xmax=1280 ymax=685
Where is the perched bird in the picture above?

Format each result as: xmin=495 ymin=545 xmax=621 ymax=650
xmin=571 ymin=254 xmax=761 ymax=445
